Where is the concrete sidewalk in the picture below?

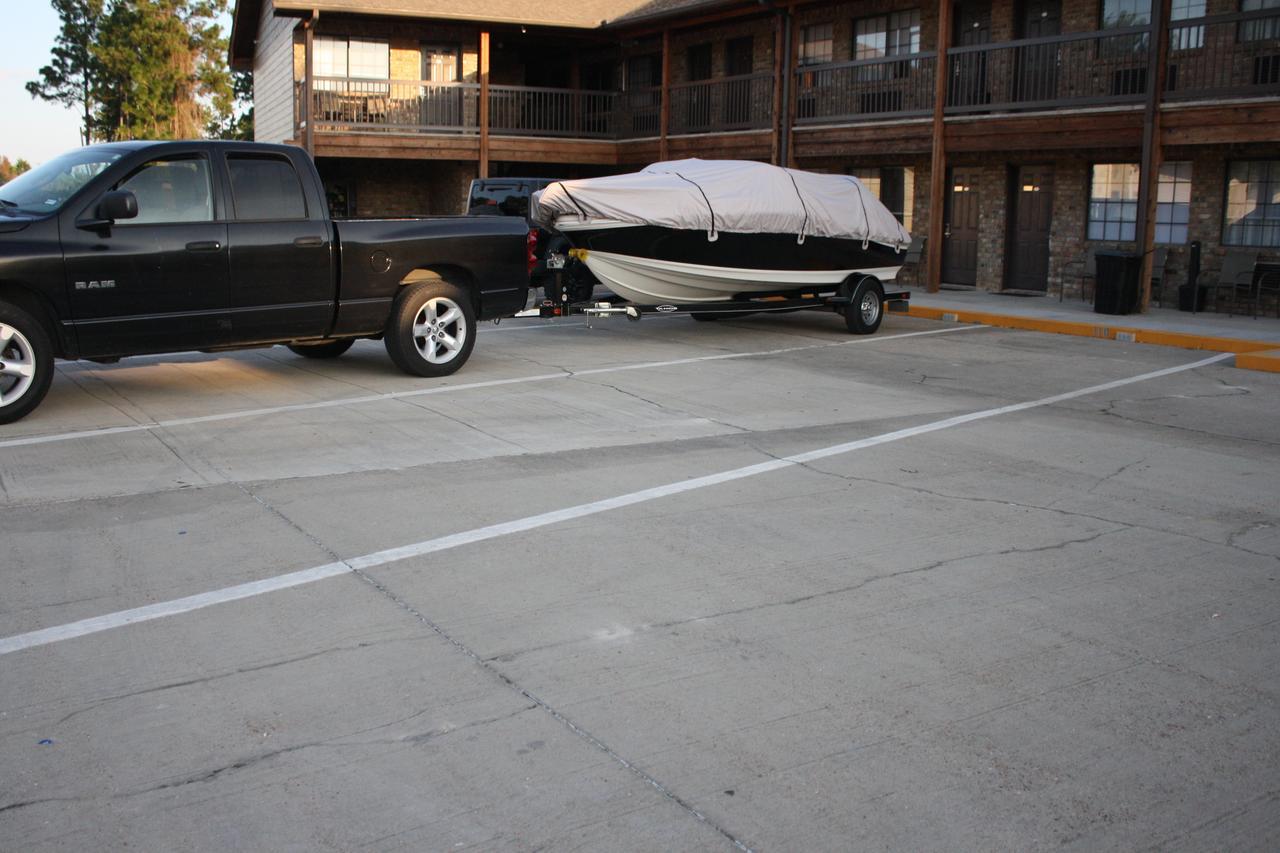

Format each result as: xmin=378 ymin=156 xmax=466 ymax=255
xmin=895 ymin=285 xmax=1280 ymax=372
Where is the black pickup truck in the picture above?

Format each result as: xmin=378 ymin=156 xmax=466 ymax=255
xmin=0 ymin=141 xmax=533 ymax=423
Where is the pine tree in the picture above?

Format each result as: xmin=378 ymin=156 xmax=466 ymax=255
xmin=0 ymin=158 xmax=34 ymax=186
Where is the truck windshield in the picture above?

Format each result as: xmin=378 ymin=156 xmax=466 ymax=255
xmin=0 ymin=149 xmax=123 ymax=216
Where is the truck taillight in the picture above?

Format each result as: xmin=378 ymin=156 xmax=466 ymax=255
xmin=526 ymin=229 xmax=539 ymax=276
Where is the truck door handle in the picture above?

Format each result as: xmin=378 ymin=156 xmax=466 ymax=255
xmin=186 ymin=240 xmax=222 ymax=252
xmin=294 ymin=236 xmax=325 ymax=248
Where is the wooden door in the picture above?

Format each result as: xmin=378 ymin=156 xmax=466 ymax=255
xmin=942 ymin=167 xmax=980 ymax=286
xmin=420 ymin=45 xmax=461 ymax=127
xmin=1006 ymin=165 xmax=1055 ymax=292
xmin=1014 ymin=0 xmax=1061 ymax=102
xmin=949 ymin=1 xmax=991 ymax=107
xmin=724 ymin=36 xmax=754 ymax=125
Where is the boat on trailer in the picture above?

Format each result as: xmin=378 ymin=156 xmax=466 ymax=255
xmin=532 ymin=159 xmax=911 ymax=306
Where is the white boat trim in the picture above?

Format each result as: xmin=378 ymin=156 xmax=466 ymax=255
xmin=554 ymin=217 xmax=643 ymax=231
xmin=578 ymin=249 xmax=902 ymax=305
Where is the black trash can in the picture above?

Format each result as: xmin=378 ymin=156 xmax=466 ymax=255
xmin=1094 ymin=251 xmax=1143 ymax=315
xmin=1177 ymin=283 xmax=1206 ymax=312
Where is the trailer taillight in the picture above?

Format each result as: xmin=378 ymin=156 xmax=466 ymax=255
xmin=526 ymin=229 xmax=538 ymax=276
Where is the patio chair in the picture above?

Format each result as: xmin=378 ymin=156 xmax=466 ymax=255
xmin=1195 ymin=249 xmax=1258 ymax=315
xmin=1061 ymin=247 xmax=1096 ymax=302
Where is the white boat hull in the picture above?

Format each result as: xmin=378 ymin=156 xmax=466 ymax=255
xmin=578 ymin=249 xmax=903 ymax=305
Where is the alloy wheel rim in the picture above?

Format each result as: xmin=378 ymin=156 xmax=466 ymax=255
xmin=0 ymin=322 xmax=36 ymax=407
xmin=860 ymin=291 xmax=881 ymax=325
xmin=411 ymin=297 xmax=467 ymax=364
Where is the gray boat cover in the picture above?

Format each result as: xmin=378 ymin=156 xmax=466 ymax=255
xmin=531 ymin=159 xmax=912 ymax=249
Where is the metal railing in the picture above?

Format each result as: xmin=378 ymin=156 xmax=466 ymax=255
xmin=488 ymin=85 xmax=618 ymax=138
xmin=1165 ymin=8 xmax=1280 ymax=100
xmin=306 ymin=77 xmax=481 ymax=133
xmin=794 ymin=54 xmax=937 ymax=124
xmin=616 ymin=86 xmax=662 ymax=138
xmin=945 ymin=26 xmax=1153 ymax=114
xmin=668 ymin=72 xmax=775 ymax=134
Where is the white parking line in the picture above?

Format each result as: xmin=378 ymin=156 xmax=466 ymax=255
xmin=0 ymin=325 xmax=984 ymax=450
xmin=0 ymin=351 xmax=1230 ymax=656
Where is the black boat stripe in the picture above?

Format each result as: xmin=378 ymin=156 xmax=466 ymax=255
xmin=782 ymin=169 xmax=812 ymax=242
xmin=672 ymin=172 xmax=717 ymax=238
xmin=553 ymin=181 xmax=590 ymax=219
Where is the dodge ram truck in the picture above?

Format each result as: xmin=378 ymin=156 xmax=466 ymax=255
xmin=0 ymin=140 xmax=533 ymax=423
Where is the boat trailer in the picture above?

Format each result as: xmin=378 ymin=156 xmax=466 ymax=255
xmin=515 ymin=271 xmax=910 ymax=335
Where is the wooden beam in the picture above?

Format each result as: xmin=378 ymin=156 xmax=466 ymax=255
xmin=785 ymin=8 xmax=799 ymax=166
xmin=303 ymin=12 xmax=317 ymax=156
xmin=1136 ymin=0 xmax=1171 ymax=312
xmin=772 ymin=13 xmax=784 ymax=165
xmin=479 ymin=30 xmax=490 ymax=179
xmin=660 ymin=30 xmax=671 ymax=161
xmin=925 ymin=0 xmax=952 ymax=293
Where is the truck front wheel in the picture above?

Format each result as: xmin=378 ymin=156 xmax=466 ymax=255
xmin=385 ymin=281 xmax=476 ymax=377
xmin=0 ymin=302 xmax=55 ymax=424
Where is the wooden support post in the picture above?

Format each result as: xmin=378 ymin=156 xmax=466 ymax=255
xmin=479 ymin=30 xmax=490 ymax=179
xmin=771 ymin=13 xmax=784 ymax=165
xmin=1137 ymin=0 xmax=1172 ymax=311
xmin=303 ymin=11 xmax=317 ymax=155
xmin=925 ymin=0 xmax=952 ymax=293
xmin=785 ymin=9 xmax=799 ymax=167
xmin=659 ymin=30 xmax=671 ymax=161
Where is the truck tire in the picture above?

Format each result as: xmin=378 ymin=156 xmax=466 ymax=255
xmin=385 ymin=280 xmax=476 ymax=378
xmin=0 ymin=301 xmax=55 ymax=424
xmin=843 ymin=276 xmax=884 ymax=335
xmin=287 ymin=339 xmax=355 ymax=359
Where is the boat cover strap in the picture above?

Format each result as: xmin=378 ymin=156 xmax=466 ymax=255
xmin=672 ymin=171 xmax=718 ymax=240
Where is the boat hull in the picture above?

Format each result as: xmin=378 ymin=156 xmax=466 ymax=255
xmin=555 ymin=221 xmax=904 ymax=304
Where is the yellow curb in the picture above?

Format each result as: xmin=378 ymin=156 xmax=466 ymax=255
xmin=1235 ymin=348 xmax=1280 ymax=373
xmin=895 ymin=304 xmax=1280 ymax=371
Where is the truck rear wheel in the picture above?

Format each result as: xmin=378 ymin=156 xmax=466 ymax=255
xmin=0 ymin=301 xmax=55 ymax=424
xmin=287 ymin=339 xmax=355 ymax=359
xmin=385 ymin=281 xmax=476 ymax=377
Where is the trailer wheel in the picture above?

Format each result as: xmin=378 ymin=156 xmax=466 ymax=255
xmin=287 ymin=339 xmax=355 ymax=359
xmin=843 ymin=276 xmax=884 ymax=335
xmin=385 ymin=281 xmax=476 ymax=377
xmin=0 ymin=301 xmax=55 ymax=424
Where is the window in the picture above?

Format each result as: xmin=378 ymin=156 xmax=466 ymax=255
xmin=118 ymin=156 xmax=213 ymax=225
xmin=1223 ymin=160 xmax=1280 ymax=247
xmin=799 ymin=23 xmax=834 ymax=66
xmin=854 ymin=10 xmax=921 ymax=60
xmin=228 ymin=155 xmax=307 ymax=220
xmin=1170 ymin=0 xmax=1206 ymax=49
xmin=1088 ymin=163 xmax=1140 ymax=241
xmin=1240 ymin=0 xmax=1280 ymax=41
xmin=314 ymin=37 xmax=389 ymax=87
xmin=851 ymin=166 xmax=915 ymax=231
xmin=1155 ymin=161 xmax=1192 ymax=244
xmin=726 ymin=36 xmax=754 ymax=76
xmin=1101 ymin=0 xmax=1151 ymax=27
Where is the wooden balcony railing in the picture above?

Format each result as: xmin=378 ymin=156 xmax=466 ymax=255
xmin=488 ymin=85 xmax=618 ymax=138
xmin=668 ymin=73 xmax=776 ymax=134
xmin=1165 ymin=8 xmax=1280 ymax=100
xmin=794 ymin=54 xmax=938 ymax=124
xmin=304 ymin=77 xmax=481 ymax=133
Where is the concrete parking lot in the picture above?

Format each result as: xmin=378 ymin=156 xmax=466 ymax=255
xmin=1 ymin=311 xmax=1278 ymax=851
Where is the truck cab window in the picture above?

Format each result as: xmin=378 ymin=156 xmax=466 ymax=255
xmin=228 ymin=155 xmax=307 ymax=220
xmin=118 ymin=157 xmax=214 ymax=224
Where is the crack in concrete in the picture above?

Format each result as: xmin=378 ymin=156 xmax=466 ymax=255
xmin=347 ymin=567 xmax=755 ymax=852
xmin=577 ymin=377 xmax=750 ymax=434
xmin=1097 ymin=399 xmax=1280 ymax=447
xmin=487 ymin=528 xmax=1122 ymax=665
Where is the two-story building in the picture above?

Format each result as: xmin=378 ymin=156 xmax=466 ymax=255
xmin=230 ymin=0 xmax=1280 ymax=308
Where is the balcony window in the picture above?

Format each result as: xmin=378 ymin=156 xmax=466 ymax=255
xmin=1088 ymin=163 xmax=1140 ymax=241
xmin=854 ymin=10 xmax=921 ymax=84
xmin=1224 ymin=160 xmax=1280 ymax=247
xmin=799 ymin=23 xmax=834 ymax=66
xmin=314 ymin=37 xmax=389 ymax=93
xmin=1101 ymin=0 xmax=1150 ymax=27
xmin=852 ymin=166 xmax=915 ymax=231
xmin=1155 ymin=161 xmax=1192 ymax=244
xmin=1170 ymin=0 xmax=1206 ymax=50
xmin=1240 ymin=0 xmax=1280 ymax=42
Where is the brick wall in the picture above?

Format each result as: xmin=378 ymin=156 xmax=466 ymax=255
xmin=317 ymin=158 xmax=478 ymax=217
xmin=668 ymin=16 xmax=777 ymax=83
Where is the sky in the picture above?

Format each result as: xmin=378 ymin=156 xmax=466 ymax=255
xmin=0 ymin=3 xmax=235 ymax=166
xmin=0 ymin=3 xmax=85 ymax=165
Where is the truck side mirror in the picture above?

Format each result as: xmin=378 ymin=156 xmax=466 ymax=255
xmin=99 ymin=190 xmax=138 ymax=222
